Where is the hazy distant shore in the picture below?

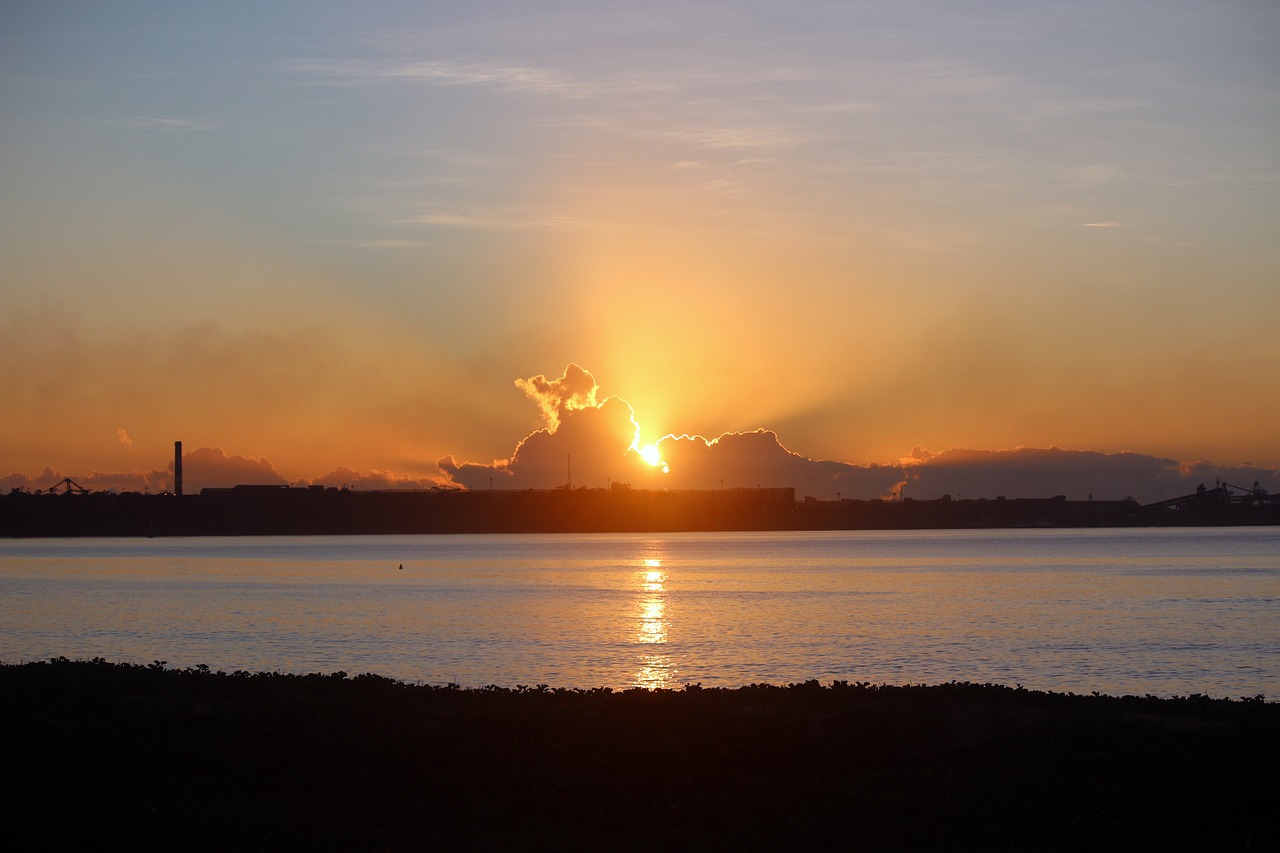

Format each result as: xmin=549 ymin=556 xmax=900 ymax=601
xmin=4 ymin=659 xmax=1275 ymax=850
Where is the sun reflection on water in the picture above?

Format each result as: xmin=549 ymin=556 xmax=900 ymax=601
xmin=638 ymin=594 xmax=667 ymax=643
xmin=633 ymin=555 xmax=677 ymax=689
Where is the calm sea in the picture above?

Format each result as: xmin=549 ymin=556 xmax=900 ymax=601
xmin=2 ymin=528 xmax=1277 ymax=696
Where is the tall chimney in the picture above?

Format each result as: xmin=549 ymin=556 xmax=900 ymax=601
xmin=174 ymin=441 xmax=183 ymax=497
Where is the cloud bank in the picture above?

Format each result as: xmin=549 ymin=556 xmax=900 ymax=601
xmin=434 ymin=364 xmax=1279 ymax=505
xmin=183 ymin=448 xmax=288 ymax=490
xmin=900 ymin=447 xmax=1280 ymax=504
xmin=1 ymin=467 xmax=169 ymax=496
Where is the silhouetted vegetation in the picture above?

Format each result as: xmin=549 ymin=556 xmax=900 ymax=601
xmin=2 ymin=658 xmax=1276 ymax=850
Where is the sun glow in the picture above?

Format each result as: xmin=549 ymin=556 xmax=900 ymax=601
xmin=637 ymin=443 xmax=668 ymax=473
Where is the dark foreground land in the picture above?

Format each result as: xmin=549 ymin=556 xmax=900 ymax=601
xmin=3 ymin=660 xmax=1277 ymax=851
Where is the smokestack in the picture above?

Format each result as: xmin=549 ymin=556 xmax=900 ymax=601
xmin=174 ymin=441 xmax=183 ymax=497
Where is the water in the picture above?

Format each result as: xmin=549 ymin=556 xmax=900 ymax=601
xmin=2 ymin=528 xmax=1277 ymax=696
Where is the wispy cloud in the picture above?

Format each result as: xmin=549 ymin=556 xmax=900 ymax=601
xmin=1029 ymin=98 xmax=1149 ymax=117
xmin=109 ymin=116 xmax=217 ymax=131
xmin=649 ymin=125 xmax=797 ymax=150
xmin=405 ymin=209 xmax=584 ymax=231
xmin=325 ymin=238 xmax=432 ymax=250
xmin=284 ymin=58 xmax=597 ymax=99
xmin=275 ymin=7 xmax=1278 ymax=254
xmin=286 ymin=55 xmax=801 ymax=151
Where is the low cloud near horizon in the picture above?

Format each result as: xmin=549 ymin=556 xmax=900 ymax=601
xmin=900 ymin=447 xmax=1280 ymax=504
xmin=5 ymin=364 xmax=1278 ymax=504
xmin=436 ymin=365 xmax=1280 ymax=505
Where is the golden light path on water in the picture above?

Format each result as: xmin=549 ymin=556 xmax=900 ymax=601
xmin=634 ymin=555 xmax=676 ymax=689
xmin=4 ymin=530 xmax=1277 ymax=695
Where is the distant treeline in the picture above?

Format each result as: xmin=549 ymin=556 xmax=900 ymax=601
xmin=2 ymin=657 xmax=1276 ymax=850
xmin=2 ymin=483 xmax=1277 ymax=536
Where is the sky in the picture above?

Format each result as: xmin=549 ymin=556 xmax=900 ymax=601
xmin=3 ymin=1 xmax=1278 ymax=502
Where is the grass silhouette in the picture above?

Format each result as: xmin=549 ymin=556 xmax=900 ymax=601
xmin=2 ymin=658 xmax=1276 ymax=850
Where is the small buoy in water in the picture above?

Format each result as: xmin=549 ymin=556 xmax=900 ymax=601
xmin=398 ymin=563 xmax=403 ymax=571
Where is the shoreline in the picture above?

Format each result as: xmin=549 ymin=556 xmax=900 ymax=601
xmin=5 ymin=658 xmax=1276 ymax=849
xmin=5 ymin=518 xmax=1279 ymax=539
xmin=5 ymin=485 xmax=1277 ymax=536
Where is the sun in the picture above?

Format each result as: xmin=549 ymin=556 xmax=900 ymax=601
xmin=637 ymin=443 xmax=669 ymax=473
xmin=628 ymin=413 xmax=668 ymax=472
xmin=639 ymin=444 xmax=662 ymax=467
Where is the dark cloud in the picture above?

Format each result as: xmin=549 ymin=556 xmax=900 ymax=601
xmin=901 ymin=447 xmax=1280 ymax=504
xmin=440 ymin=364 xmax=659 ymax=490
xmin=440 ymin=393 xmax=649 ymax=491
xmin=654 ymin=430 xmax=904 ymax=499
